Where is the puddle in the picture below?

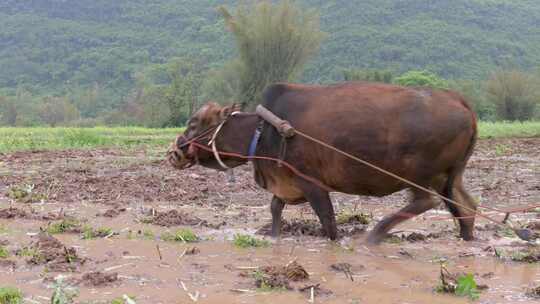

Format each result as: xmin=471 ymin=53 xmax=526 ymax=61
xmin=0 ymin=138 xmax=538 ymax=303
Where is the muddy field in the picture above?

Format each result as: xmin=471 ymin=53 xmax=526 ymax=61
xmin=0 ymin=138 xmax=539 ymax=304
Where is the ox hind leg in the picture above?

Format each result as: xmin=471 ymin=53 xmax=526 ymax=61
xmin=441 ymin=171 xmax=477 ymax=240
xmin=367 ymin=188 xmax=437 ymax=244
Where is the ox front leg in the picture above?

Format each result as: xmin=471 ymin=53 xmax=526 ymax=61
xmin=270 ymin=196 xmax=285 ymax=237
xmin=300 ymin=186 xmax=337 ymax=240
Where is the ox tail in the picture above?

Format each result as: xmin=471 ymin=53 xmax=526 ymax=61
xmin=442 ymin=100 xmax=478 ymax=216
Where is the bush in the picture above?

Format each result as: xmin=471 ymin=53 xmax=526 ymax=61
xmin=219 ymin=0 xmax=325 ymax=108
xmin=486 ymin=70 xmax=539 ymax=121
xmin=394 ymin=70 xmax=449 ymax=89
xmin=449 ymin=79 xmax=496 ymax=121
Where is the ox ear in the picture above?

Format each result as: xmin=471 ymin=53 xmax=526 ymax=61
xmin=219 ymin=103 xmax=242 ymax=119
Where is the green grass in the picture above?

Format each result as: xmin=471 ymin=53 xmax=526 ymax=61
xmin=0 ymin=127 xmax=183 ymax=153
xmin=0 ymin=123 xmax=538 ymax=153
xmin=455 ymin=274 xmax=480 ymax=301
xmin=478 ymin=121 xmax=540 ymax=139
xmin=233 ymin=234 xmax=270 ymax=248
xmin=81 ymin=226 xmax=113 ymax=240
xmin=0 ymin=287 xmax=22 ymax=304
xmin=0 ymin=247 xmax=8 ymax=259
xmin=161 ymin=229 xmax=198 ymax=243
xmin=46 ymin=219 xmax=82 ymax=234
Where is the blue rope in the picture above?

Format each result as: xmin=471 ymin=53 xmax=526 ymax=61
xmin=248 ymin=128 xmax=262 ymax=157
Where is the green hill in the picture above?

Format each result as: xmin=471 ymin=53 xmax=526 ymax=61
xmin=1 ymin=0 xmax=539 ymax=102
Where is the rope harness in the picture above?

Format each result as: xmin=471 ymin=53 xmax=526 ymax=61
xmin=171 ymin=106 xmax=539 ymax=241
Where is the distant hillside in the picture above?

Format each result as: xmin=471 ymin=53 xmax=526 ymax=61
xmin=1 ymin=0 xmax=539 ymax=100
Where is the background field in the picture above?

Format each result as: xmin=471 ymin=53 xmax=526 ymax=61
xmin=1 ymin=122 xmax=539 ymax=153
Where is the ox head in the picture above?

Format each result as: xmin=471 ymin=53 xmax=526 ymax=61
xmin=167 ymin=102 xmax=243 ymax=170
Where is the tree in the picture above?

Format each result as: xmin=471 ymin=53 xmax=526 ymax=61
xmin=394 ymin=70 xmax=449 ymax=89
xmin=343 ymin=69 xmax=394 ymax=83
xmin=486 ymin=70 xmax=539 ymax=121
xmin=450 ymin=80 xmax=495 ymax=121
xmin=201 ymin=60 xmax=243 ymax=104
xmin=163 ymin=59 xmax=203 ymax=126
xmin=0 ymin=96 xmax=17 ymax=126
xmin=38 ymin=96 xmax=80 ymax=126
xmin=127 ymin=57 xmax=205 ymax=127
xmin=219 ymin=0 xmax=325 ymax=108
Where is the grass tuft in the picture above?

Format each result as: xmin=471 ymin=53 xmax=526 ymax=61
xmin=0 ymin=287 xmax=22 ymax=304
xmin=336 ymin=211 xmax=371 ymax=225
xmin=233 ymin=234 xmax=270 ymax=248
xmin=46 ymin=219 xmax=81 ymax=234
xmin=81 ymin=226 xmax=113 ymax=240
xmin=0 ymin=247 xmax=9 ymax=259
xmin=161 ymin=229 xmax=198 ymax=243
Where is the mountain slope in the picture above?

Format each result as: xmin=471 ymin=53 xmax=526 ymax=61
xmin=0 ymin=0 xmax=539 ymax=99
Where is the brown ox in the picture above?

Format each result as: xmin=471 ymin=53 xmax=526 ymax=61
xmin=167 ymin=82 xmax=478 ymax=243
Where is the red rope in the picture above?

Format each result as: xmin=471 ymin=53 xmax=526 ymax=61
xmin=188 ymin=142 xmax=539 ymax=225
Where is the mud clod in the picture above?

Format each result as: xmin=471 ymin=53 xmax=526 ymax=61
xmin=299 ymin=284 xmax=333 ymax=298
xmin=526 ymin=221 xmax=540 ymax=230
xmin=0 ymin=259 xmax=16 ymax=269
xmin=81 ymin=271 xmax=119 ymax=287
xmin=406 ymin=232 xmax=427 ymax=242
xmin=526 ymin=286 xmax=540 ymax=299
xmin=26 ymin=232 xmax=85 ymax=272
xmin=147 ymin=210 xmax=205 ymax=227
xmin=99 ymin=207 xmax=127 ymax=218
xmin=0 ymin=207 xmax=27 ymax=219
xmin=254 ymin=261 xmax=309 ymax=290
xmin=184 ymin=247 xmax=200 ymax=255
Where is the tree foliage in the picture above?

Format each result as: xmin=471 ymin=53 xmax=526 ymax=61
xmin=218 ymin=0 xmax=325 ymax=108
xmin=394 ymin=70 xmax=449 ymax=89
xmin=342 ymin=69 xmax=394 ymax=83
xmin=38 ymin=96 xmax=80 ymax=127
xmin=486 ymin=70 xmax=539 ymax=121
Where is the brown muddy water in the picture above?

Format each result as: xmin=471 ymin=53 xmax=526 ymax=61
xmin=0 ymin=138 xmax=539 ymax=303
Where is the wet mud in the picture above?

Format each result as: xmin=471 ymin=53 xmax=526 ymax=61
xmin=0 ymin=138 xmax=539 ymax=303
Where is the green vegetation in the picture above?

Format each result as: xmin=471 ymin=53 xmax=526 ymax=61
xmin=0 ymin=127 xmax=182 ymax=153
xmin=0 ymin=247 xmax=9 ymax=259
xmin=16 ymin=247 xmax=39 ymax=259
xmin=477 ymin=121 xmax=540 ymax=139
xmin=487 ymin=70 xmax=539 ymax=121
xmin=0 ymin=122 xmax=539 ymax=154
xmin=394 ymin=70 xmax=449 ymax=89
xmin=161 ymin=229 xmax=198 ymax=243
xmin=343 ymin=69 xmax=393 ymax=83
xmin=437 ymin=268 xmax=481 ymax=301
xmin=51 ymin=276 xmax=78 ymax=304
xmin=110 ymin=296 xmax=137 ymax=304
xmin=455 ymin=274 xmax=481 ymax=301
xmin=0 ymin=287 xmax=22 ymax=304
xmin=46 ymin=219 xmax=82 ymax=234
xmin=252 ymin=270 xmax=284 ymax=292
xmin=81 ymin=226 xmax=113 ymax=240
xmin=218 ymin=1 xmax=324 ymax=108
xmin=6 ymin=184 xmax=46 ymax=203
xmin=233 ymin=234 xmax=270 ymax=248
xmin=0 ymin=0 xmax=538 ymax=127
xmin=336 ymin=211 xmax=371 ymax=225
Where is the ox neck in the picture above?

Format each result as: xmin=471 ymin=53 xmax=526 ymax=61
xmin=214 ymin=113 xmax=260 ymax=164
